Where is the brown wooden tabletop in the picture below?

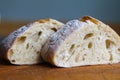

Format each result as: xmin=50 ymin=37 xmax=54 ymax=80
xmin=0 ymin=62 xmax=120 ymax=80
xmin=0 ymin=21 xmax=120 ymax=80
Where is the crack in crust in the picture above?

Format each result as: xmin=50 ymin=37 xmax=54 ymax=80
xmin=38 ymin=18 xmax=51 ymax=23
xmin=80 ymin=16 xmax=99 ymax=25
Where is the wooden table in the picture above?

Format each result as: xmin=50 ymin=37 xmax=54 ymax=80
xmin=0 ymin=63 xmax=120 ymax=80
xmin=0 ymin=21 xmax=120 ymax=80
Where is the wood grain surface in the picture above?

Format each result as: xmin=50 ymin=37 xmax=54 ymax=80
xmin=0 ymin=21 xmax=120 ymax=80
xmin=0 ymin=62 xmax=120 ymax=80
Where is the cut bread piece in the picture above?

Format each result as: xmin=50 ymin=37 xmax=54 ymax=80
xmin=41 ymin=16 xmax=120 ymax=67
xmin=0 ymin=19 xmax=64 ymax=65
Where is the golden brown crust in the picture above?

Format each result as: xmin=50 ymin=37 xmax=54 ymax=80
xmin=80 ymin=16 xmax=99 ymax=25
xmin=38 ymin=18 xmax=51 ymax=23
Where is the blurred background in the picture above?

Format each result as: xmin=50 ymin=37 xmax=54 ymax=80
xmin=0 ymin=0 xmax=120 ymax=36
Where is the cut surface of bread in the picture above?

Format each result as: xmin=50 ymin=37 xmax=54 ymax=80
xmin=0 ymin=19 xmax=64 ymax=65
xmin=41 ymin=16 xmax=120 ymax=67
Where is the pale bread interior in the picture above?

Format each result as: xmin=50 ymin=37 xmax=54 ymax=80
xmin=8 ymin=19 xmax=63 ymax=65
xmin=54 ymin=20 xmax=120 ymax=67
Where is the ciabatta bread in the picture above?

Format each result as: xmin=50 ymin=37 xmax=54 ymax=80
xmin=0 ymin=19 xmax=64 ymax=65
xmin=41 ymin=16 xmax=120 ymax=67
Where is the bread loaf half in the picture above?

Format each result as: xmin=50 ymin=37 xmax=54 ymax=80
xmin=0 ymin=19 xmax=64 ymax=65
xmin=41 ymin=16 xmax=120 ymax=67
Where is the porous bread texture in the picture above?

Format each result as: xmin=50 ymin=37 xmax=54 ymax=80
xmin=41 ymin=16 xmax=120 ymax=67
xmin=0 ymin=19 xmax=64 ymax=65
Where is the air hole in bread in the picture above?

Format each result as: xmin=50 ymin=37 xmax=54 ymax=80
xmin=97 ymin=57 xmax=100 ymax=60
xmin=75 ymin=55 xmax=79 ymax=62
xmin=109 ymin=53 xmax=113 ymax=61
xmin=97 ymin=59 xmax=100 ymax=62
xmin=38 ymin=31 xmax=42 ymax=36
xmin=107 ymin=35 xmax=111 ymax=38
xmin=118 ymin=48 xmax=120 ymax=51
xmin=100 ymin=32 xmax=102 ymax=35
xmin=26 ymin=43 xmax=29 ymax=49
xmin=52 ymin=22 xmax=57 ymax=25
xmin=83 ymin=48 xmax=85 ymax=50
xmin=77 ymin=45 xmax=80 ymax=48
xmin=9 ymin=49 xmax=14 ymax=57
xmin=98 ymin=37 xmax=100 ymax=40
xmin=72 ymin=50 xmax=75 ymax=54
xmin=11 ymin=60 xmax=15 ymax=63
xmin=88 ymin=42 xmax=92 ymax=48
xmin=84 ymin=33 xmax=94 ymax=40
xmin=70 ymin=44 xmax=75 ymax=52
xmin=106 ymin=39 xmax=115 ymax=49
xmin=51 ymin=28 xmax=57 ymax=32
xmin=82 ymin=54 xmax=86 ymax=61
xmin=37 ymin=51 xmax=40 ymax=54
xmin=17 ymin=36 xmax=26 ymax=43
